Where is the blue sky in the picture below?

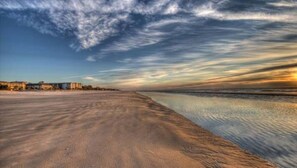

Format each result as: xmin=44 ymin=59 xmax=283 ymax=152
xmin=0 ymin=0 xmax=297 ymax=90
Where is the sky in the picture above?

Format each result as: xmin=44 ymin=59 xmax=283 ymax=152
xmin=0 ymin=0 xmax=297 ymax=90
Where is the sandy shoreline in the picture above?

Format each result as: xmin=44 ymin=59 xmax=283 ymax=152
xmin=0 ymin=91 xmax=274 ymax=167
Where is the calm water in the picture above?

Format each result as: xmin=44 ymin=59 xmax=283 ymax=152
xmin=140 ymin=92 xmax=297 ymax=168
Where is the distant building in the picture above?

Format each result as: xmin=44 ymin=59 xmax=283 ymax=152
xmin=27 ymin=82 xmax=82 ymax=90
xmin=50 ymin=82 xmax=82 ymax=90
xmin=26 ymin=82 xmax=53 ymax=90
xmin=0 ymin=81 xmax=26 ymax=90
xmin=0 ymin=81 xmax=83 ymax=91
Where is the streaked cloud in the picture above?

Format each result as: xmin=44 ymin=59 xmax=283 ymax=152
xmin=268 ymin=1 xmax=297 ymax=7
xmin=86 ymin=56 xmax=96 ymax=62
xmin=98 ymin=68 xmax=131 ymax=73
xmin=1 ymin=0 xmax=297 ymax=89
xmin=83 ymin=76 xmax=100 ymax=82
xmin=193 ymin=2 xmax=296 ymax=22
xmin=1 ymin=0 xmax=296 ymax=50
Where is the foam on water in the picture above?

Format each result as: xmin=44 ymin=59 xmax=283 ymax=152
xmin=140 ymin=92 xmax=297 ymax=168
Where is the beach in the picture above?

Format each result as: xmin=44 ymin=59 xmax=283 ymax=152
xmin=0 ymin=91 xmax=274 ymax=167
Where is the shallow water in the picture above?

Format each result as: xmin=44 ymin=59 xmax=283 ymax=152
xmin=140 ymin=92 xmax=297 ymax=168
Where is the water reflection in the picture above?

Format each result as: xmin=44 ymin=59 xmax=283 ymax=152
xmin=141 ymin=92 xmax=297 ymax=168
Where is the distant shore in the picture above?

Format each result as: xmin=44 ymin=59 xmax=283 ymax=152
xmin=0 ymin=91 xmax=274 ymax=167
xmin=145 ymin=89 xmax=297 ymax=97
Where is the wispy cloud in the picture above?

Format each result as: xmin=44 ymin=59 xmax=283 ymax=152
xmin=118 ymin=55 xmax=166 ymax=64
xmin=1 ymin=0 xmax=297 ymax=89
xmin=86 ymin=56 xmax=96 ymax=62
xmin=268 ymin=1 xmax=297 ymax=7
xmin=1 ymin=0 xmax=296 ymax=51
xmin=193 ymin=2 xmax=296 ymax=22
xmin=101 ymin=18 xmax=189 ymax=53
xmin=65 ymin=68 xmax=131 ymax=79
xmin=0 ymin=0 xmax=175 ymax=50
xmin=98 ymin=68 xmax=131 ymax=73
xmin=83 ymin=76 xmax=100 ymax=82
xmin=163 ymin=2 xmax=180 ymax=15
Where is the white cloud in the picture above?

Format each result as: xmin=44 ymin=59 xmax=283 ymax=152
xmin=0 ymin=0 xmax=175 ymax=50
xmin=222 ymin=12 xmax=294 ymax=22
xmin=193 ymin=2 xmax=296 ymax=22
xmin=6 ymin=12 xmax=57 ymax=36
xmin=118 ymin=55 xmax=166 ymax=65
xmin=98 ymin=68 xmax=131 ymax=73
xmin=75 ymin=12 xmax=130 ymax=49
xmin=83 ymin=76 xmax=100 ymax=82
xmin=268 ymin=1 xmax=297 ymax=7
xmin=146 ymin=18 xmax=189 ymax=28
xmin=1 ymin=0 xmax=296 ymax=51
xmin=100 ymin=17 xmax=189 ymax=55
xmin=164 ymin=3 xmax=180 ymax=15
xmin=136 ymin=55 xmax=165 ymax=63
xmin=86 ymin=56 xmax=96 ymax=62
xmin=102 ymin=28 xmax=166 ymax=52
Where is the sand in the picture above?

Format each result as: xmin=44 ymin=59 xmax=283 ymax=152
xmin=0 ymin=91 xmax=274 ymax=167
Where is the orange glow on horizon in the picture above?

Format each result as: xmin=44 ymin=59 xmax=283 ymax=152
xmin=293 ymin=72 xmax=297 ymax=81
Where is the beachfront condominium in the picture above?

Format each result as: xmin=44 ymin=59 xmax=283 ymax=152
xmin=49 ymin=82 xmax=82 ymax=90
xmin=0 ymin=81 xmax=82 ymax=91
xmin=0 ymin=81 xmax=26 ymax=90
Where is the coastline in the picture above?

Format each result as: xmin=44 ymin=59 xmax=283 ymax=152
xmin=0 ymin=91 xmax=274 ymax=167
xmin=142 ymin=90 xmax=297 ymax=97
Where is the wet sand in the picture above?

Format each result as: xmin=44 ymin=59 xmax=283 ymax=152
xmin=0 ymin=91 xmax=274 ymax=167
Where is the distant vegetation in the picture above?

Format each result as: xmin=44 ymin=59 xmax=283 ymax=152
xmin=81 ymin=85 xmax=119 ymax=91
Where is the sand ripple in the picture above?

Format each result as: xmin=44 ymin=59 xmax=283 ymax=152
xmin=0 ymin=91 xmax=273 ymax=167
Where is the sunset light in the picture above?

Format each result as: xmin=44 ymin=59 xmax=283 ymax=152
xmin=1 ymin=1 xmax=297 ymax=168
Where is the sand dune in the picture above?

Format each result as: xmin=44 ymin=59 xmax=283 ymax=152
xmin=0 ymin=91 xmax=274 ymax=167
